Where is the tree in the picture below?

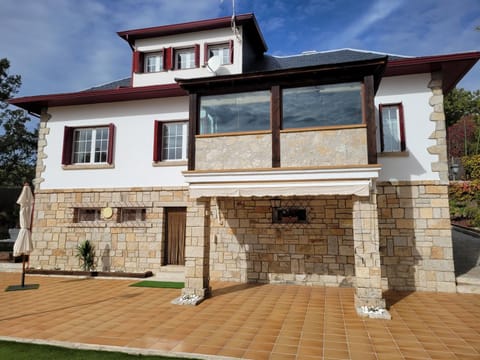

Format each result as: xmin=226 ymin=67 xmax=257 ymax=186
xmin=0 ymin=58 xmax=38 ymax=186
xmin=444 ymin=88 xmax=480 ymax=127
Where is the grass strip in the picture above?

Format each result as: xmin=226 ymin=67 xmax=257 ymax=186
xmin=129 ymin=280 xmax=184 ymax=289
xmin=0 ymin=340 xmax=198 ymax=360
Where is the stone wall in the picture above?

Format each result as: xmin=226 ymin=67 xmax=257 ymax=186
xmin=195 ymin=133 xmax=271 ymax=170
xmin=377 ymin=181 xmax=456 ymax=292
xmin=30 ymin=187 xmax=190 ymax=273
xmin=281 ymin=127 xmax=368 ymax=167
xmin=208 ymin=196 xmax=356 ymax=286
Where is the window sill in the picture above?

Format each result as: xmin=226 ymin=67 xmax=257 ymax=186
xmin=62 ymin=164 xmax=115 ymax=170
xmin=153 ymin=160 xmax=187 ymax=167
xmin=377 ymin=151 xmax=409 ymax=157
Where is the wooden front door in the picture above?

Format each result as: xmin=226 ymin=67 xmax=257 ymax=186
xmin=165 ymin=208 xmax=186 ymax=265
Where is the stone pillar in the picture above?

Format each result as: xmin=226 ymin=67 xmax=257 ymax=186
xmin=33 ymin=108 xmax=51 ymax=191
xmin=353 ymin=192 xmax=390 ymax=319
xmin=176 ymin=198 xmax=211 ymax=305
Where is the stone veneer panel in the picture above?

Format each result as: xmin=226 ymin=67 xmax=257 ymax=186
xmin=281 ymin=127 xmax=368 ymax=167
xmin=29 ymin=187 xmax=190 ymax=273
xmin=208 ymin=196 xmax=356 ymax=286
xmin=377 ymin=181 xmax=456 ymax=292
xmin=195 ymin=133 xmax=271 ymax=170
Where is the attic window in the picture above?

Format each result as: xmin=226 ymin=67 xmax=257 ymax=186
xmin=206 ymin=41 xmax=233 ymax=65
xmin=145 ymin=51 xmax=164 ymax=73
xmin=175 ymin=46 xmax=199 ymax=69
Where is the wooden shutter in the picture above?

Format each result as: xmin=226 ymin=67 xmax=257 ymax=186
xmin=194 ymin=44 xmax=200 ymax=68
xmin=132 ymin=51 xmax=144 ymax=73
xmin=107 ymin=123 xmax=115 ymax=164
xmin=204 ymin=43 xmax=209 ymax=64
xmin=229 ymin=40 xmax=234 ymax=64
xmin=153 ymin=120 xmax=163 ymax=162
xmin=61 ymin=126 xmax=74 ymax=165
xmin=164 ymin=47 xmax=173 ymax=70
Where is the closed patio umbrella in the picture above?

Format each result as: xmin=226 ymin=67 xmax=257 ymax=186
xmin=6 ymin=183 xmax=39 ymax=291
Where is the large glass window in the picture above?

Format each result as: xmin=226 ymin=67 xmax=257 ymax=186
xmin=200 ymin=91 xmax=270 ymax=134
xmin=282 ymin=82 xmax=362 ymax=129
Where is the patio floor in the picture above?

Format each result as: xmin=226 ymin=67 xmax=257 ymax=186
xmin=1 ymin=272 xmax=480 ymax=360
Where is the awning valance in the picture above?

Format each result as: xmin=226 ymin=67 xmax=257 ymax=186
xmin=183 ymin=166 xmax=381 ymax=198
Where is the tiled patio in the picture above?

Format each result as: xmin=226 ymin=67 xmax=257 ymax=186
xmin=1 ymin=272 xmax=480 ymax=360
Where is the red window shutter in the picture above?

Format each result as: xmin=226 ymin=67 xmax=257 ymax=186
xmin=132 ymin=51 xmax=144 ymax=73
xmin=164 ymin=47 xmax=173 ymax=70
xmin=61 ymin=126 xmax=74 ymax=165
xmin=398 ymin=103 xmax=406 ymax=151
xmin=153 ymin=120 xmax=163 ymax=162
xmin=107 ymin=123 xmax=115 ymax=164
xmin=229 ymin=40 xmax=234 ymax=64
xmin=194 ymin=44 xmax=200 ymax=68
xmin=204 ymin=43 xmax=209 ymax=64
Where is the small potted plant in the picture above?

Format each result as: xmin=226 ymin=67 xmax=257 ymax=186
xmin=76 ymin=240 xmax=96 ymax=273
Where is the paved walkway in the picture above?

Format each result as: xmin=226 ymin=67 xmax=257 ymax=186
xmin=1 ymin=273 xmax=480 ymax=359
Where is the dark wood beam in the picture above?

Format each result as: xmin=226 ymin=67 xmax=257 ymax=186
xmin=364 ymin=75 xmax=377 ymax=164
xmin=188 ymin=93 xmax=198 ymax=170
xmin=271 ymin=86 xmax=281 ymax=167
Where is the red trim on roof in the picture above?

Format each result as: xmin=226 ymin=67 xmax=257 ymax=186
xmin=385 ymin=51 xmax=480 ymax=93
xmin=118 ymin=13 xmax=267 ymax=53
xmin=9 ymin=84 xmax=186 ymax=115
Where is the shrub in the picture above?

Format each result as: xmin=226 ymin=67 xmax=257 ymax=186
xmin=449 ymin=180 xmax=480 ymax=227
xmin=462 ymin=155 xmax=480 ymax=180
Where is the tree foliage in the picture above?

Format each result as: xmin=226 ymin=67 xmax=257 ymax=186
xmin=0 ymin=58 xmax=38 ymax=186
xmin=444 ymin=88 xmax=480 ymax=127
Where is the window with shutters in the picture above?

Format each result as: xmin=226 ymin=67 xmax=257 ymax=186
xmin=379 ymin=103 xmax=406 ymax=153
xmin=153 ymin=121 xmax=188 ymax=162
xmin=62 ymin=124 xmax=115 ymax=166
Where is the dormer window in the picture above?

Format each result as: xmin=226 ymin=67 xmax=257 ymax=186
xmin=175 ymin=47 xmax=197 ymax=69
xmin=206 ymin=42 xmax=233 ymax=65
xmin=145 ymin=52 xmax=164 ymax=73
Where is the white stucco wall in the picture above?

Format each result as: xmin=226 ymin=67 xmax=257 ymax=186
xmin=133 ymin=27 xmax=243 ymax=87
xmin=375 ymin=73 xmax=439 ymax=182
xmin=41 ymin=97 xmax=189 ymax=190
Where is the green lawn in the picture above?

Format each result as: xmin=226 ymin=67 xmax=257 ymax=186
xmin=0 ymin=340 xmax=199 ymax=360
xmin=129 ymin=281 xmax=184 ymax=289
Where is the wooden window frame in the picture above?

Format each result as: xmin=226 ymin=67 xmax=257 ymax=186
xmin=378 ymin=103 xmax=406 ymax=153
xmin=62 ymin=124 xmax=115 ymax=166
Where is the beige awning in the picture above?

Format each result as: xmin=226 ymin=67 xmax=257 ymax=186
xmin=184 ymin=166 xmax=381 ymax=198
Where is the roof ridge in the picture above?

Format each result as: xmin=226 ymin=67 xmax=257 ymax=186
xmin=272 ymin=48 xmax=412 ymax=59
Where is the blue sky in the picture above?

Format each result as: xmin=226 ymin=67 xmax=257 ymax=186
xmin=2 ymin=0 xmax=480 ymax=98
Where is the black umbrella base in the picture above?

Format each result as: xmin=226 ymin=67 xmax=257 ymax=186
xmin=5 ymin=284 xmax=39 ymax=291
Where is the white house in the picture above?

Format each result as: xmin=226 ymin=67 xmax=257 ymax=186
xmin=10 ymin=14 xmax=480 ymax=317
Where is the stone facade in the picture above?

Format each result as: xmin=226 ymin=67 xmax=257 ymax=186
xmin=281 ymin=127 xmax=368 ymax=167
xmin=377 ymin=181 xmax=455 ymax=292
xmin=30 ymin=187 xmax=190 ymax=273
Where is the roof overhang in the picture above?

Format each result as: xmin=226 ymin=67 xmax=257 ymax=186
xmin=177 ymin=57 xmax=388 ymax=94
xmin=385 ymin=51 xmax=480 ymax=93
xmin=183 ymin=166 xmax=382 ymax=198
xmin=9 ymin=84 xmax=186 ymax=116
xmin=118 ymin=13 xmax=267 ymax=53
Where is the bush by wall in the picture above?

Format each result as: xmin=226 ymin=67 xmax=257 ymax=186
xmin=449 ymin=180 xmax=480 ymax=228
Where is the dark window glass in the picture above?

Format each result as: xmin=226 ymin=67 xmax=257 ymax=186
xmin=200 ymin=91 xmax=270 ymax=134
xmin=283 ymin=82 xmax=362 ymax=129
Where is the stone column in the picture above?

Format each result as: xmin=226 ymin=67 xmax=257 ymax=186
xmin=175 ymin=198 xmax=211 ymax=305
xmin=353 ymin=192 xmax=390 ymax=319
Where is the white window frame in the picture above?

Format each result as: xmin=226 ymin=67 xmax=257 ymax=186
xmin=144 ymin=52 xmax=163 ymax=73
xmin=161 ymin=122 xmax=188 ymax=161
xmin=72 ymin=127 xmax=109 ymax=164
xmin=379 ymin=103 xmax=406 ymax=153
xmin=207 ymin=43 xmax=231 ymax=65
xmin=175 ymin=48 xmax=195 ymax=69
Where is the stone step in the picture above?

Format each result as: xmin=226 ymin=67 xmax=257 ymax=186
xmin=151 ymin=266 xmax=185 ymax=282
xmin=456 ymin=284 xmax=480 ymax=294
